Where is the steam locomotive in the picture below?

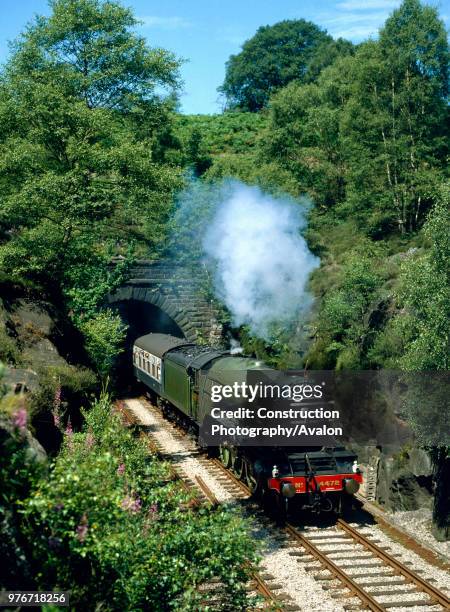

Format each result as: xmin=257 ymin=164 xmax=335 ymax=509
xmin=133 ymin=333 xmax=362 ymax=521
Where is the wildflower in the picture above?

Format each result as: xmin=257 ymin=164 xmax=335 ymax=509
xmin=75 ymin=513 xmax=88 ymax=542
xmin=13 ymin=408 xmax=28 ymax=429
xmin=53 ymin=386 xmax=61 ymax=411
xmin=65 ymin=420 xmax=73 ymax=436
xmin=52 ymin=412 xmax=60 ymax=427
xmin=121 ymin=494 xmax=142 ymax=513
xmin=65 ymin=420 xmax=74 ymax=451
xmin=148 ymin=502 xmax=159 ymax=521
xmin=85 ymin=431 xmax=95 ymax=450
xmin=12 ymin=407 xmax=27 ymax=431
xmin=117 ymin=463 xmax=125 ymax=476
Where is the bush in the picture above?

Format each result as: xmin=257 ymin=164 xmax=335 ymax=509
xmin=30 ymin=364 xmax=97 ymax=427
xmin=20 ymin=396 xmax=258 ymax=610
xmin=78 ymin=310 xmax=127 ymax=379
xmin=0 ymin=382 xmax=47 ymax=589
xmin=0 ymin=328 xmax=20 ymax=365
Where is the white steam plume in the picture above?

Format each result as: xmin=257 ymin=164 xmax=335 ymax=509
xmin=203 ymin=182 xmax=319 ymax=339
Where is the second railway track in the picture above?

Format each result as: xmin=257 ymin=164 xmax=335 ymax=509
xmin=120 ymin=395 xmax=450 ymax=612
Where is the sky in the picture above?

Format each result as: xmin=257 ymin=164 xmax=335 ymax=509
xmin=0 ymin=0 xmax=448 ymax=114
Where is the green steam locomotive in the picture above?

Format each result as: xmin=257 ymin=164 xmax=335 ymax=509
xmin=133 ymin=333 xmax=362 ymax=520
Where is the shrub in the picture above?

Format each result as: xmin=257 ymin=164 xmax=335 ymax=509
xmin=78 ymin=310 xmax=127 ymax=379
xmin=30 ymin=364 xmax=97 ymax=428
xmin=0 ymin=328 xmax=20 ymax=365
xmin=20 ymin=396 xmax=258 ymax=610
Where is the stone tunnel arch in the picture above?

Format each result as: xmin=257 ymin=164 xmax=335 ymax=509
xmin=107 ymin=262 xmax=223 ymax=347
xmin=108 ymin=289 xmax=191 ymax=343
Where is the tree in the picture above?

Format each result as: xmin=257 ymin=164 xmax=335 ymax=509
xmin=397 ymin=190 xmax=449 ymax=372
xmin=341 ymin=0 xmax=449 ymax=235
xmin=397 ymin=192 xmax=450 ymax=540
xmin=8 ymin=0 xmax=180 ymax=112
xmin=219 ymin=20 xmax=333 ymax=111
xmin=261 ymin=1 xmax=449 ymax=236
xmin=0 ymin=0 xmax=182 ymax=301
xmin=307 ymin=249 xmax=383 ymax=369
xmin=265 ymin=54 xmax=355 ymax=208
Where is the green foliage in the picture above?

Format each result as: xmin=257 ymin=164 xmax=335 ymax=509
xmin=0 ymin=328 xmax=20 ymax=365
xmin=177 ymin=112 xmax=267 ymax=156
xmin=307 ymin=250 xmax=384 ymax=369
xmin=78 ymin=310 xmax=127 ymax=378
xmin=266 ymin=61 xmax=352 ymax=208
xmin=0 ymin=0 xmax=186 ymax=378
xmin=220 ymin=19 xmax=335 ymax=111
xmin=340 ymin=0 xmax=449 ymax=233
xmin=396 ymin=192 xmax=449 ymax=370
xmin=64 ymin=252 xmax=132 ymax=322
xmin=0 ymin=385 xmax=47 ymax=588
xmin=264 ymin=0 xmax=449 ymax=234
xmin=19 ymin=396 xmax=258 ymax=610
xmin=9 ymin=0 xmax=180 ymax=112
xmin=30 ymin=363 xmax=97 ymax=417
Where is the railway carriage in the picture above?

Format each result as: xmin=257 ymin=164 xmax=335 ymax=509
xmin=133 ymin=332 xmax=362 ymax=521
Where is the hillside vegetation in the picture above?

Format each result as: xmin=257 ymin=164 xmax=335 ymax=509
xmin=178 ymin=0 xmax=449 ymax=376
xmin=0 ymin=0 xmax=448 ymax=599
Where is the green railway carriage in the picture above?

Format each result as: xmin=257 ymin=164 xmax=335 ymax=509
xmin=133 ymin=332 xmax=363 ymax=521
xmin=133 ymin=332 xmax=266 ymax=423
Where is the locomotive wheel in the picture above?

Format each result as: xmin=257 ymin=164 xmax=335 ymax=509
xmin=219 ymin=445 xmax=232 ymax=468
xmin=232 ymin=454 xmax=245 ymax=480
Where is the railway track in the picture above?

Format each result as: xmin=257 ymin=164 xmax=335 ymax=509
xmin=115 ymin=398 xmax=288 ymax=611
xmin=120 ymin=396 xmax=450 ymax=612
xmin=209 ymin=451 xmax=450 ymax=611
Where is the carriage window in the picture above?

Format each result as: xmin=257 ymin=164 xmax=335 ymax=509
xmin=134 ymin=350 xmax=161 ymax=382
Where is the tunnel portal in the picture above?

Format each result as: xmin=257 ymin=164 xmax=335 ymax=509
xmin=107 ymin=260 xmax=223 ymax=346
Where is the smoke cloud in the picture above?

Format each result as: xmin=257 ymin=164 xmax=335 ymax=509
xmin=202 ymin=181 xmax=319 ymax=339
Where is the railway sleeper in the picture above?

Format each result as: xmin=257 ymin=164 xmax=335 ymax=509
xmin=328 ymin=554 xmax=375 ymax=561
xmin=366 ymin=588 xmax=420 ymax=597
xmin=304 ymin=534 xmax=353 ymax=540
xmin=318 ymin=547 xmax=375 ymax=554
xmin=332 ymin=561 xmax=384 ymax=569
xmin=379 ymin=599 xmax=436 ymax=608
xmin=355 ymin=579 xmax=409 ymax=587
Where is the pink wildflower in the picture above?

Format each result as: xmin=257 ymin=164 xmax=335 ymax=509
xmin=75 ymin=513 xmax=88 ymax=542
xmin=65 ymin=420 xmax=73 ymax=436
xmin=147 ymin=502 xmax=159 ymax=521
xmin=53 ymin=412 xmax=60 ymax=427
xmin=85 ymin=432 xmax=95 ymax=450
xmin=12 ymin=408 xmax=27 ymax=431
xmin=121 ymin=494 xmax=142 ymax=513
xmin=65 ymin=420 xmax=74 ymax=451
xmin=53 ymin=386 xmax=61 ymax=411
xmin=117 ymin=463 xmax=125 ymax=476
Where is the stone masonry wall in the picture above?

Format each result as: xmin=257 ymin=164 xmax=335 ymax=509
xmin=107 ymin=261 xmax=223 ymax=346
